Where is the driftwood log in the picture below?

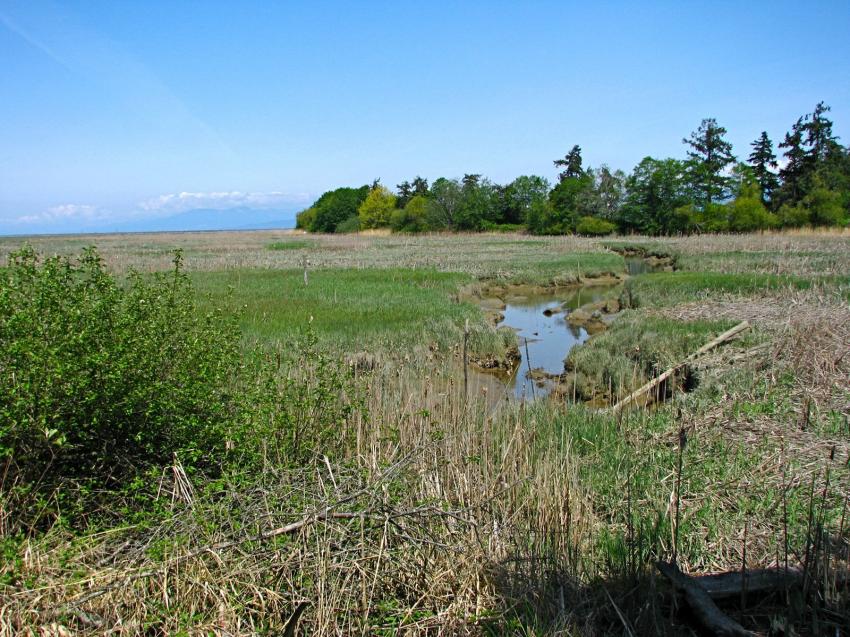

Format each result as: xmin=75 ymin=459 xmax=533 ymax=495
xmin=656 ymin=561 xmax=754 ymax=637
xmin=693 ymin=566 xmax=803 ymax=600
xmin=611 ymin=321 xmax=750 ymax=414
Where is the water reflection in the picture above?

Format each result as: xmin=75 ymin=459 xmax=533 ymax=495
xmin=493 ymin=286 xmax=616 ymax=400
xmin=625 ymin=256 xmax=669 ymax=275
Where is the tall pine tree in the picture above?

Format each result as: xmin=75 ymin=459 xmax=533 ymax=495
xmin=748 ymin=131 xmax=779 ymax=205
xmin=554 ymin=145 xmax=584 ymax=182
xmin=803 ymin=101 xmax=838 ymax=163
xmin=683 ymin=118 xmax=736 ymax=208
xmin=777 ymin=118 xmax=807 ymax=207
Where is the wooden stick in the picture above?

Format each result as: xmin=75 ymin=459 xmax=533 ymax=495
xmin=610 ymin=321 xmax=750 ymax=414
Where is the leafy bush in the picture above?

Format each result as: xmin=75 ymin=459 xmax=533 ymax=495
xmin=576 ymin=216 xmax=616 ymax=236
xmin=335 ymin=215 xmax=361 ymax=233
xmin=0 ymin=246 xmax=242 ymax=524
xmin=295 ymin=206 xmax=317 ymax=230
xmin=777 ymin=203 xmax=809 ymax=228
xmin=390 ymin=195 xmax=430 ymax=233
xmin=480 ymin=221 xmax=525 ymax=233
xmin=727 ymin=183 xmax=779 ymax=231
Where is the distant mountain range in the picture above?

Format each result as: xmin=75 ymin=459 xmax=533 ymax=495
xmin=1 ymin=207 xmax=299 ymax=236
xmin=112 ymin=207 xmax=298 ymax=233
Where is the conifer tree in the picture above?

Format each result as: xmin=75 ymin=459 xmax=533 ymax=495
xmin=683 ymin=118 xmax=736 ymax=207
xmin=554 ymin=145 xmax=584 ymax=182
xmin=748 ymin=131 xmax=779 ymax=205
xmin=803 ymin=101 xmax=838 ymax=163
xmin=778 ymin=118 xmax=808 ymax=206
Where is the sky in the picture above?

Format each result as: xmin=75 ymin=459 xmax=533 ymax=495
xmin=1 ymin=0 xmax=849 ymax=234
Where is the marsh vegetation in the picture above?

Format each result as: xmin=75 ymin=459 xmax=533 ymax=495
xmin=1 ymin=230 xmax=849 ymax=635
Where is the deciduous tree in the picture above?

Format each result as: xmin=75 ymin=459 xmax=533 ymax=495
xmin=358 ymin=185 xmax=397 ymax=229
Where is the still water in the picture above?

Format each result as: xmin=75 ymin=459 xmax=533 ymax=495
xmin=494 ymin=285 xmax=618 ymax=400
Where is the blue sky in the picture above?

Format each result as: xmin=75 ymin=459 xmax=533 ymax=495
xmin=2 ymin=1 xmax=849 ymax=233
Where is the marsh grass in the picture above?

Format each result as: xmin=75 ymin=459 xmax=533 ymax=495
xmin=563 ymin=311 xmax=748 ymax=402
xmin=190 ymin=267 xmax=512 ymax=357
xmin=3 ymin=231 xmax=850 ymax=635
xmin=623 ymin=271 xmax=816 ymax=309
xmin=0 ymin=232 xmax=624 ymax=284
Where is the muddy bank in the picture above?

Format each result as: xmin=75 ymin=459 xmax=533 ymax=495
xmin=607 ymin=245 xmax=677 ymax=273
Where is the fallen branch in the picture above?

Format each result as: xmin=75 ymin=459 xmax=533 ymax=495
xmin=655 ymin=561 xmax=753 ymax=637
xmin=610 ymin=321 xmax=750 ymax=414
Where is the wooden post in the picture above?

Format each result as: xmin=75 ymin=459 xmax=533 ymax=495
xmin=523 ymin=336 xmax=537 ymax=400
xmin=463 ymin=319 xmax=469 ymax=399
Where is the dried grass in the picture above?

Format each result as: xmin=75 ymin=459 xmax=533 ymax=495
xmin=1 ymin=379 xmax=599 ymax=635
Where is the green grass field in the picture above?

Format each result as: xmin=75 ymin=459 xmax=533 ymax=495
xmin=191 ymin=267 xmax=503 ymax=354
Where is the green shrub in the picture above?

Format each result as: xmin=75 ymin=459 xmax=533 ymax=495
xmin=480 ymin=221 xmax=526 ymax=233
xmin=576 ymin=216 xmax=616 ymax=236
xmin=390 ymin=195 xmax=430 ymax=233
xmin=777 ymin=203 xmax=810 ymax=228
xmin=335 ymin=215 xmax=361 ymax=233
xmin=0 ymin=246 xmax=242 ymax=525
xmin=295 ymin=206 xmax=317 ymax=230
xmin=727 ymin=182 xmax=779 ymax=231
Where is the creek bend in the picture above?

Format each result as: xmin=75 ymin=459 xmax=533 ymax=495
xmin=473 ymin=283 xmax=621 ymax=401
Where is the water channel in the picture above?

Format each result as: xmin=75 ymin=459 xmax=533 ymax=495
xmin=472 ymin=257 xmax=669 ymax=402
xmin=483 ymin=285 xmax=620 ymax=401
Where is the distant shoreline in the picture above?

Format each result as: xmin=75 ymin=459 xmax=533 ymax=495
xmin=0 ymin=226 xmax=300 ymax=240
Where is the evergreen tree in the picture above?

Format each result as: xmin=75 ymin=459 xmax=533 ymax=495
xmin=554 ymin=145 xmax=584 ymax=182
xmin=462 ymin=173 xmax=481 ymax=189
xmin=411 ymin=176 xmax=429 ymax=197
xmin=397 ymin=177 xmax=430 ymax=209
xmin=803 ymin=101 xmax=838 ymax=163
xmin=747 ymin=131 xmax=779 ymax=205
xmin=396 ymin=181 xmax=413 ymax=208
xmin=777 ymin=118 xmax=807 ymax=207
xmin=683 ymin=118 xmax=736 ymax=208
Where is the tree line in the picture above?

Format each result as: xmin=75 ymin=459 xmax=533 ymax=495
xmin=296 ymin=102 xmax=850 ymax=236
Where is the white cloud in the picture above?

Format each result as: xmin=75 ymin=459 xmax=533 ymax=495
xmin=16 ymin=203 xmax=106 ymax=224
xmin=139 ymin=191 xmax=310 ymax=214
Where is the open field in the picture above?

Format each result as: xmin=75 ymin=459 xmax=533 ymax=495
xmin=2 ymin=230 xmax=849 ymax=635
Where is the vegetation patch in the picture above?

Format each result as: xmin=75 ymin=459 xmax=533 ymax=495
xmin=621 ymin=270 xmax=813 ymax=308
xmin=266 ymin=239 xmax=315 ymax=250
xmin=562 ymin=312 xmax=744 ymax=403
xmin=190 ymin=267 xmax=511 ymax=357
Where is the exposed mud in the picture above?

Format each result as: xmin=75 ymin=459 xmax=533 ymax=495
xmin=608 ymin=245 xmax=677 ymax=274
